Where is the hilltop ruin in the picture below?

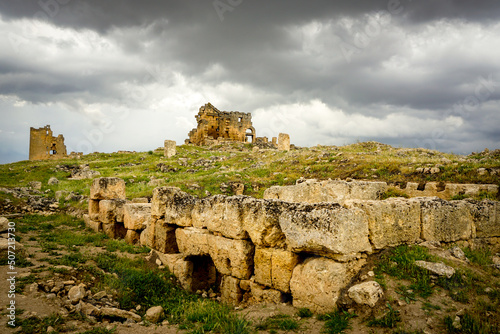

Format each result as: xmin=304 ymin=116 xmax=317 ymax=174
xmin=29 ymin=125 xmax=67 ymax=161
xmin=186 ymin=103 xmax=256 ymax=145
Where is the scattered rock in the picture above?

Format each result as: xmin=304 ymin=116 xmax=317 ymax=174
xmin=70 ymin=165 xmax=101 ymax=180
xmin=99 ymin=307 xmax=141 ymax=322
xmin=28 ymin=181 xmax=42 ymax=190
xmin=48 ymin=177 xmax=59 ymax=185
xmin=145 ymin=306 xmax=164 ymax=323
xmin=348 ymin=281 xmax=384 ymax=307
xmin=68 ymin=284 xmax=86 ymax=304
xmin=415 ymin=261 xmax=455 ymax=278
xmin=449 ymin=247 xmax=469 ymax=262
xmin=93 ymin=291 xmax=107 ymax=300
xmin=0 ymin=216 xmax=9 ymax=233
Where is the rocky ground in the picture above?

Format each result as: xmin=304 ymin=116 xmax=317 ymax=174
xmin=1 ymin=199 xmax=500 ymax=334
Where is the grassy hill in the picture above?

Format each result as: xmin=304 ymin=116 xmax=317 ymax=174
xmin=0 ymin=142 xmax=499 ymax=201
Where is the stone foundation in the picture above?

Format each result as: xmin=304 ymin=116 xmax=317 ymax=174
xmin=86 ymin=178 xmax=500 ymax=312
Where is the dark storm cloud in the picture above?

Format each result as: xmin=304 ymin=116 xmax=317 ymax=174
xmin=0 ymin=0 xmax=499 ymax=162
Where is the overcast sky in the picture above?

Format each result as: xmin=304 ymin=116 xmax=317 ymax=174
xmin=1 ymin=0 xmax=499 ymax=164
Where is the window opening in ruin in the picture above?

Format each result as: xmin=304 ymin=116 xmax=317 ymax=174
xmin=417 ymin=182 xmax=426 ymax=191
xmin=238 ymin=117 xmax=242 ymax=122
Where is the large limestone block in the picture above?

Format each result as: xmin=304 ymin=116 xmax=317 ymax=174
xmin=123 ymin=203 xmax=151 ymax=230
xmin=176 ymin=227 xmax=211 ymax=256
xmin=241 ymin=198 xmax=286 ymax=248
xmin=264 ymin=179 xmax=388 ymax=204
xmin=164 ymin=140 xmax=176 ymax=158
xmin=88 ymin=199 xmax=100 ymax=220
xmin=279 ymin=202 xmax=372 ymax=257
xmin=249 ymin=282 xmax=285 ymax=304
xmin=467 ymin=200 xmax=500 ymax=238
xmin=254 ymin=248 xmax=299 ymax=293
xmin=420 ymin=198 xmax=473 ymax=242
xmin=83 ymin=214 xmax=101 ymax=232
xmin=90 ymin=177 xmax=126 ymax=200
xmin=345 ymin=198 xmax=421 ymax=249
xmin=140 ymin=218 xmax=155 ymax=248
xmin=278 ymin=133 xmax=290 ymax=151
xmin=192 ymin=195 xmax=248 ymax=239
xmin=220 ymin=275 xmax=242 ymax=305
xmin=290 ymin=257 xmax=364 ymax=313
xmin=102 ymin=222 xmax=127 ymax=239
xmin=153 ymin=219 xmax=178 ymax=254
xmin=208 ymin=235 xmax=254 ymax=280
xmin=99 ymin=199 xmax=127 ymax=224
xmin=151 ymin=187 xmax=195 ymax=227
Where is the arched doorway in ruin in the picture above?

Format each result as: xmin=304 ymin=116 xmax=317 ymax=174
xmin=245 ymin=127 xmax=255 ymax=143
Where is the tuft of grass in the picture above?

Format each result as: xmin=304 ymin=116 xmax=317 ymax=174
xmin=297 ymin=307 xmax=313 ymax=318
xmin=375 ymin=245 xmax=435 ymax=298
xmin=318 ymin=310 xmax=356 ymax=334
xmin=255 ymin=314 xmax=300 ymax=332
xmin=105 ymin=239 xmax=150 ymax=254
xmin=15 ymin=313 xmax=66 ymax=334
xmin=381 ymin=188 xmax=410 ymax=199
xmin=367 ymin=303 xmax=401 ymax=328
xmin=444 ymin=312 xmax=499 ymax=334
xmin=79 ymin=327 xmax=116 ymax=334
xmin=180 ymin=299 xmax=250 ymax=334
xmin=463 ymin=247 xmax=493 ymax=266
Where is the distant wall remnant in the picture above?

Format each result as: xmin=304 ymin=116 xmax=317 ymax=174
xmin=278 ymin=133 xmax=290 ymax=151
xmin=264 ymin=179 xmax=499 ymax=202
xmin=187 ymin=103 xmax=256 ymax=145
xmin=164 ymin=140 xmax=176 ymax=158
xmin=29 ymin=125 xmax=67 ymax=160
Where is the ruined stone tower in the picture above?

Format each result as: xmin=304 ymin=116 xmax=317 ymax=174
xmin=29 ymin=125 xmax=67 ymax=160
xmin=187 ymin=103 xmax=256 ymax=145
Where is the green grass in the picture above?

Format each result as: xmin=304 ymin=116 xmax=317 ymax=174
xmin=14 ymin=313 xmax=66 ymax=334
xmin=318 ymin=310 xmax=356 ymax=334
xmin=367 ymin=303 xmax=401 ymax=328
xmin=463 ymin=247 xmax=493 ymax=266
xmin=444 ymin=311 xmax=499 ymax=334
xmin=374 ymin=245 xmax=435 ymax=298
xmin=297 ymin=307 xmax=313 ymax=318
xmin=255 ymin=314 xmax=300 ymax=332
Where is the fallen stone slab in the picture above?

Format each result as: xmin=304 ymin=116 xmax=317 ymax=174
xmin=415 ymin=260 xmax=455 ymax=278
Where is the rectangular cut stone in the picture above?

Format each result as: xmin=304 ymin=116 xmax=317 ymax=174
xmin=279 ymin=202 xmax=372 ymax=257
xmin=345 ymin=198 xmax=421 ymax=249
xmin=90 ymin=177 xmax=126 ymax=200
xmin=88 ymin=199 xmax=100 ymax=220
xmin=254 ymin=248 xmax=299 ymax=293
xmin=220 ymin=276 xmax=242 ymax=305
xmin=123 ymin=203 xmax=151 ymax=230
xmin=83 ymin=214 xmax=101 ymax=232
xmin=164 ymin=140 xmax=176 ymax=158
xmin=102 ymin=222 xmax=127 ymax=239
xmin=290 ymin=257 xmax=365 ymax=313
xmin=263 ymin=179 xmax=387 ymax=204
xmin=192 ymin=195 xmax=248 ymax=239
xmin=467 ymin=200 xmax=500 ymax=238
xmin=151 ymin=187 xmax=194 ymax=227
xmin=208 ymin=235 xmax=254 ymax=280
xmin=99 ymin=199 xmax=126 ymax=224
xmin=278 ymin=133 xmax=290 ymax=151
xmin=420 ymin=197 xmax=473 ymax=242
xmin=154 ymin=219 xmax=178 ymax=254
xmin=175 ymin=227 xmax=211 ymax=256
xmin=241 ymin=198 xmax=286 ymax=248
xmin=250 ymin=282 xmax=285 ymax=304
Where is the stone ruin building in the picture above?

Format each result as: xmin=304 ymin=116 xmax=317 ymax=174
xmin=29 ymin=125 xmax=67 ymax=160
xmin=186 ymin=103 xmax=256 ymax=145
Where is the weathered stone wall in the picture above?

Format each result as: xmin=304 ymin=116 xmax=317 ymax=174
xmin=29 ymin=125 xmax=67 ymax=160
xmin=164 ymin=140 xmax=176 ymax=158
xmin=187 ymin=103 xmax=256 ymax=145
xmin=85 ymin=177 xmax=500 ymax=313
xmin=264 ymin=179 xmax=498 ymax=202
